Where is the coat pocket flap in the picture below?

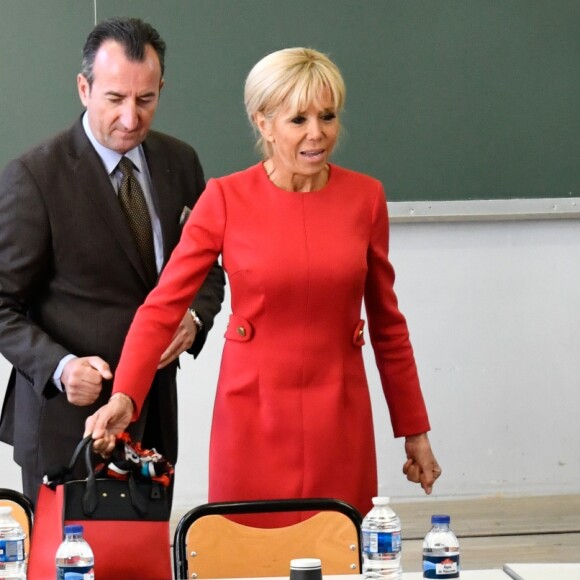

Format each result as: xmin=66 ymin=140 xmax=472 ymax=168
xmin=225 ymin=314 xmax=254 ymax=342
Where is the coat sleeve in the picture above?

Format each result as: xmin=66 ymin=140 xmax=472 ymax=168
xmin=113 ymin=179 xmax=227 ymax=417
xmin=0 ymin=159 xmax=68 ymax=397
xmin=364 ymin=183 xmax=431 ymax=437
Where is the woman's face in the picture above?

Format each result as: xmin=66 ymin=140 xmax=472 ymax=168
xmin=257 ymin=90 xmax=339 ymax=190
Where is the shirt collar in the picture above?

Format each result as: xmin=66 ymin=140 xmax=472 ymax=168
xmin=82 ymin=112 xmax=144 ymax=175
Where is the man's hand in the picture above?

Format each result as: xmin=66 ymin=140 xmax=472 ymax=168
xmin=157 ymin=311 xmax=197 ymax=369
xmin=84 ymin=393 xmax=134 ymax=457
xmin=61 ymin=356 xmax=113 ymax=406
xmin=403 ymin=432 xmax=442 ymax=495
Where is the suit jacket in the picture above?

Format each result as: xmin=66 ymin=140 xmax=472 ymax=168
xmin=0 ymin=117 xmax=225 ymax=474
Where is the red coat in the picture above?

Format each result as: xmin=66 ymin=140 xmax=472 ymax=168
xmin=114 ymin=163 xmax=430 ymax=524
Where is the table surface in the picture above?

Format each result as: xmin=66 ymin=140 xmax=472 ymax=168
xmin=403 ymin=570 xmax=507 ymax=579
xmin=503 ymin=563 xmax=580 ymax=580
xmin=209 ymin=573 xmax=510 ymax=580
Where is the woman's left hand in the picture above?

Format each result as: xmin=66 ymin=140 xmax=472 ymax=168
xmin=402 ymin=432 xmax=442 ymax=494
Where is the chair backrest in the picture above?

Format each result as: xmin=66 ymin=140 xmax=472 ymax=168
xmin=0 ymin=488 xmax=34 ymax=560
xmin=173 ymin=498 xmax=362 ymax=579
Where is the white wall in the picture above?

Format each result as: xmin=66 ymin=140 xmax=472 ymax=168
xmin=2 ymin=217 xmax=579 ymax=510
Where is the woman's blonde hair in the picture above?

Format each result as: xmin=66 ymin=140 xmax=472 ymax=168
xmin=244 ymin=47 xmax=346 ymax=158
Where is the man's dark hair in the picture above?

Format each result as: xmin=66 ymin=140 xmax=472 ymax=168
xmin=81 ymin=17 xmax=166 ymax=86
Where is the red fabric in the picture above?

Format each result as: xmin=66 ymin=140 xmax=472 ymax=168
xmin=28 ymin=485 xmax=61 ymax=580
xmin=28 ymin=484 xmax=171 ymax=579
xmin=113 ymin=163 xmax=430 ymax=524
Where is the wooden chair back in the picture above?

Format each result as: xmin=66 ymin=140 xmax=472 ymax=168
xmin=173 ymin=498 xmax=362 ymax=579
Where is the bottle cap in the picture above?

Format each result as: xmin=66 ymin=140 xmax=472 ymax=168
xmin=64 ymin=524 xmax=84 ymax=535
xmin=431 ymin=514 xmax=451 ymax=525
xmin=372 ymin=496 xmax=391 ymax=505
xmin=290 ymin=558 xmax=322 ymax=569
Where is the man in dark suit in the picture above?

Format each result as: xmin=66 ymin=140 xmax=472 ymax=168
xmin=0 ymin=17 xmax=225 ymax=505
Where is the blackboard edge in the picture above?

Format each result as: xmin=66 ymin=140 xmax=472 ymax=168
xmin=389 ymin=198 xmax=580 ymax=224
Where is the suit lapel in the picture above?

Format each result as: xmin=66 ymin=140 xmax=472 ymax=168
xmin=142 ymin=136 xmax=182 ymax=267
xmin=67 ymin=119 xmax=153 ymax=289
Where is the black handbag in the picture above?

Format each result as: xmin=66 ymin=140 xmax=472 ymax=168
xmin=64 ymin=434 xmax=171 ymax=520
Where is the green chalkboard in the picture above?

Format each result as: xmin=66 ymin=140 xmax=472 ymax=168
xmin=2 ymin=0 xmax=579 ymax=201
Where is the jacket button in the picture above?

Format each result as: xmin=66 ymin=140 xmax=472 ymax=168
xmin=237 ymin=326 xmax=246 ymax=337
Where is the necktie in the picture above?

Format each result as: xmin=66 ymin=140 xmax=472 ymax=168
xmin=117 ymin=156 xmax=157 ymax=285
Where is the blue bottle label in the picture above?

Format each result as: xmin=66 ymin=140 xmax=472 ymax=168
xmin=363 ymin=530 xmax=401 ymax=554
xmin=422 ymin=554 xmax=460 ymax=578
xmin=56 ymin=564 xmax=95 ymax=580
xmin=0 ymin=538 xmax=24 ymax=562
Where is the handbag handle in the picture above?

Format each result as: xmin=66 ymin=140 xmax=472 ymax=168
xmin=68 ymin=435 xmax=149 ymax=518
xmin=67 ymin=434 xmax=94 ymax=472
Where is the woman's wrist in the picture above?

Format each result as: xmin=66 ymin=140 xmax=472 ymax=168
xmin=109 ymin=391 xmax=134 ymax=410
xmin=405 ymin=432 xmax=427 ymax=442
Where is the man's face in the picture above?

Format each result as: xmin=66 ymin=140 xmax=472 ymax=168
xmin=77 ymin=40 xmax=163 ymax=153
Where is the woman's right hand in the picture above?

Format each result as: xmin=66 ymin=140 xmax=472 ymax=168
xmin=84 ymin=392 xmax=134 ymax=456
xmin=403 ymin=432 xmax=442 ymax=494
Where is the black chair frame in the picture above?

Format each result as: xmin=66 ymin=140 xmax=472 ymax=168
xmin=0 ymin=487 xmax=34 ymax=532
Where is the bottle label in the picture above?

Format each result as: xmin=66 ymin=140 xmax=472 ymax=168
xmin=56 ymin=564 xmax=95 ymax=580
xmin=362 ymin=530 xmax=401 ymax=554
xmin=0 ymin=538 xmax=24 ymax=562
xmin=422 ymin=554 xmax=460 ymax=578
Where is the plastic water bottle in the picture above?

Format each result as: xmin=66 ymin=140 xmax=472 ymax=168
xmin=422 ymin=514 xmax=460 ymax=578
xmin=0 ymin=506 xmax=26 ymax=580
xmin=55 ymin=524 xmax=95 ymax=580
xmin=362 ymin=496 xmax=402 ymax=580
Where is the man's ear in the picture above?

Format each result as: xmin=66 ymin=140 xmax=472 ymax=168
xmin=77 ymin=74 xmax=90 ymax=106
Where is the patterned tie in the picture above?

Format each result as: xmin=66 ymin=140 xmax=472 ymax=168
xmin=117 ymin=156 xmax=157 ymax=285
